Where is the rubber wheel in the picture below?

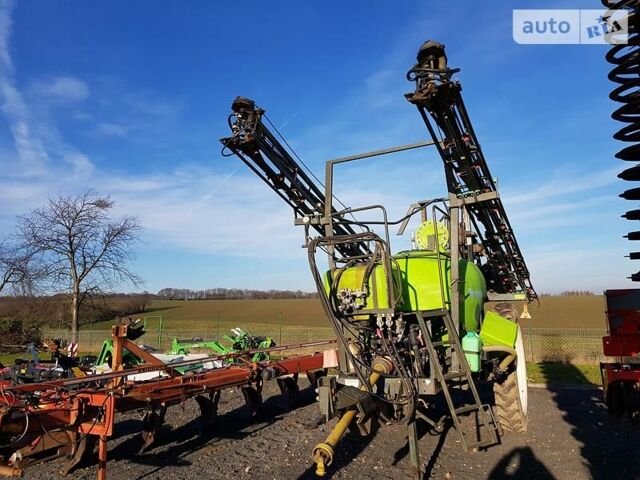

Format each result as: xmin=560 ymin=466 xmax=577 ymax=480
xmin=493 ymin=325 xmax=528 ymax=433
xmin=494 ymin=370 xmax=527 ymax=432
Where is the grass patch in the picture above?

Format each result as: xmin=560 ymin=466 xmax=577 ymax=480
xmin=0 ymin=351 xmax=96 ymax=366
xmin=526 ymin=362 xmax=601 ymax=385
xmin=0 ymin=352 xmax=51 ymax=366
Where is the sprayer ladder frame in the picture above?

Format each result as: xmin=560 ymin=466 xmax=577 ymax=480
xmin=416 ymin=309 xmax=500 ymax=451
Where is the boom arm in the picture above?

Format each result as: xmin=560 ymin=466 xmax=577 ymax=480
xmin=220 ymin=97 xmax=368 ymax=258
xmin=405 ymin=41 xmax=537 ymax=301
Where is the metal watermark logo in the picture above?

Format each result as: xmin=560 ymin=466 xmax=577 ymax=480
xmin=513 ymin=9 xmax=629 ymax=44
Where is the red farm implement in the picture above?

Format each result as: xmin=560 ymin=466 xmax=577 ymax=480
xmin=0 ymin=324 xmax=334 ymax=479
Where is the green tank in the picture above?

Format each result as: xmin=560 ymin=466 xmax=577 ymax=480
xmin=326 ymin=250 xmax=486 ymax=332
xmin=325 ymin=262 xmax=401 ymax=312
xmin=395 ymin=251 xmax=486 ymax=332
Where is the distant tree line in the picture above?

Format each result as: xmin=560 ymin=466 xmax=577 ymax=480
xmin=156 ymin=288 xmax=318 ymax=300
xmin=0 ymin=293 xmax=150 ymax=332
xmin=539 ymin=290 xmax=596 ymax=297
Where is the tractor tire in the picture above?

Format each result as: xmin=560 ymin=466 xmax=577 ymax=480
xmin=494 ymin=324 xmax=528 ymax=433
xmin=494 ymin=369 xmax=527 ymax=433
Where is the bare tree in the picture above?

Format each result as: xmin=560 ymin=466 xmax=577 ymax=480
xmin=0 ymin=237 xmax=33 ymax=294
xmin=17 ymin=191 xmax=142 ymax=343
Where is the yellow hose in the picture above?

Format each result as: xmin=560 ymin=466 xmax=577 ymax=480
xmin=482 ymin=344 xmax=517 ymax=371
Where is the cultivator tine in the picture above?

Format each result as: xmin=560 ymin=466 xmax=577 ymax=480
xmin=61 ymin=433 xmax=96 ymax=475
xmin=195 ymin=390 xmax=221 ymax=431
xmin=306 ymin=369 xmax=326 ymax=389
xmin=277 ymin=373 xmax=299 ymax=410
xmin=139 ymin=404 xmax=167 ymax=454
xmin=241 ymin=383 xmax=263 ymax=420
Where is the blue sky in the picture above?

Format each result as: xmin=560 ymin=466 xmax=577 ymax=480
xmin=0 ymin=0 xmax=633 ymax=294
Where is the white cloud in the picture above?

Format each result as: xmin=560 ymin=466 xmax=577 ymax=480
xmin=0 ymin=0 xmax=13 ymax=70
xmin=95 ymin=122 xmax=128 ymax=137
xmin=31 ymin=76 xmax=89 ymax=102
xmin=0 ymin=164 xmax=303 ymax=259
xmin=0 ymin=0 xmax=48 ymax=175
xmin=64 ymin=152 xmax=94 ymax=174
xmin=504 ymin=166 xmax=620 ymax=206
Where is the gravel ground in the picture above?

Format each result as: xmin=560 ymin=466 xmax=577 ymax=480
xmin=21 ymin=379 xmax=640 ymax=480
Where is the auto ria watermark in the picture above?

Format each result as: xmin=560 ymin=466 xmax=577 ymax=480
xmin=513 ymin=9 xmax=629 ymax=44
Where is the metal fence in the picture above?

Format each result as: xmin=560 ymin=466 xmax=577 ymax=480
xmin=522 ymin=327 xmax=606 ymax=363
xmin=41 ymin=322 xmax=336 ymax=353
xmin=41 ymin=324 xmax=608 ymax=364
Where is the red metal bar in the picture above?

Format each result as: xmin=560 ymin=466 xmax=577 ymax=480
xmin=98 ymin=436 xmax=107 ymax=480
xmin=122 ymin=354 xmax=324 ymax=403
xmin=602 ymin=362 xmax=640 ymax=383
xmin=2 ymin=339 xmax=336 ymax=395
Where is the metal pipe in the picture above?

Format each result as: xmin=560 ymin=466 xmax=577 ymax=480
xmin=98 ymin=436 xmax=107 ymax=480
xmin=311 ymin=357 xmax=393 ymax=476
xmin=327 ymin=140 xmax=434 ymax=165
xmin=322 ymin=140 xmax=435 ymax=268
xmin=333 ymin=204 xmax=391 ymax=247
xmin=482 ymin=345 xmax=517 ymax=371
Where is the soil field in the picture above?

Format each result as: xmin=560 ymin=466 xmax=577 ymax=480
xmin=91 ymin=295 xmax=607 ymax=331
xmin=24 ymin=380 xmax=638 ymax=480
xmin=93 ymin=298 xmax=327 ymax=329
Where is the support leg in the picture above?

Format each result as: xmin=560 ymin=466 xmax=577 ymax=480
xmin=97 ymin=436 xmax=107 ymax=480
xmin=408 ymin=420 xmax=423 ymax=480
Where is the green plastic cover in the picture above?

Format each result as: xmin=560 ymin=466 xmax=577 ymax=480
xmin=479 ymin=311 xmax=518 ymax=347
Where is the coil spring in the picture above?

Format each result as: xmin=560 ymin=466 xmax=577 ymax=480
xmin=604 ymin=0 xmax=640 ymax=279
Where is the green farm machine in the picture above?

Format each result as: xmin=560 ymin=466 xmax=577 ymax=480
xmin=222 ymin=40 xmax=537 ymax=477
xmin=94 ymin=324 xmax=275 ymax=373
xmin=169 ymin=328 xmax=275 ymax=362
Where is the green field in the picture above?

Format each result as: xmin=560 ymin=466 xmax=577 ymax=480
xmin=526 ymin=362 xmax=602 ymax=385
xmin=89 ymin=295 xmax=607 ymax=331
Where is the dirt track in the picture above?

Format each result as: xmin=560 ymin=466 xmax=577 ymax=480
xmin=23 ymin=380 xmax=640 ymax=480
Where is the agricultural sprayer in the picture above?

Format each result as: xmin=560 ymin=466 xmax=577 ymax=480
xmin=221 ymin=40 xmax=537 ymax=477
